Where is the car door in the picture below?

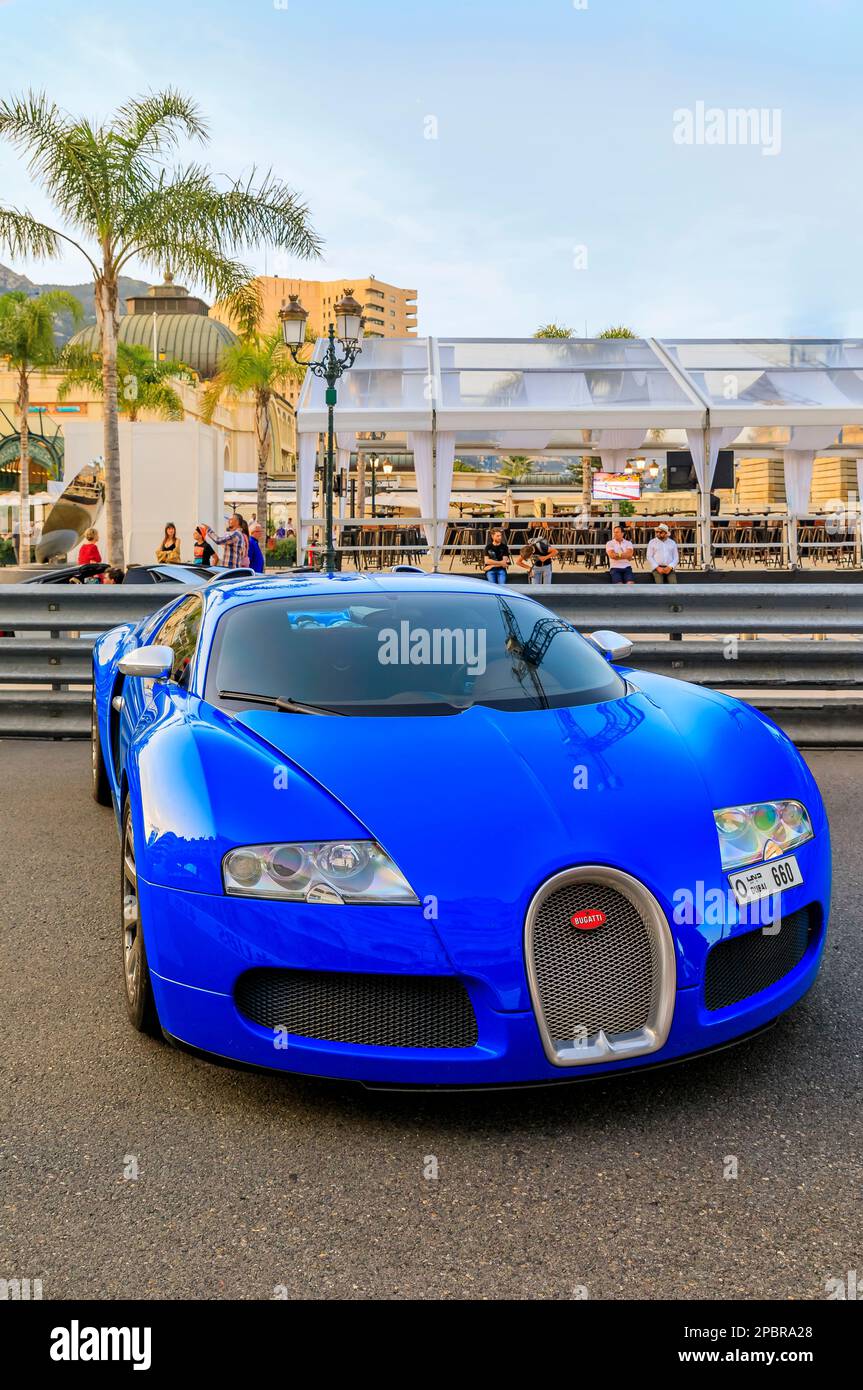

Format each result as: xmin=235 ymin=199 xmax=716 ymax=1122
xmin=118 ymin=595 xmax=204 ymax=772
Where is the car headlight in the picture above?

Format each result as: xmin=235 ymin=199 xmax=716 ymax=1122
xmin=713 ymin=800 xmax=814 ymax=871
xmin=222 ymin=840 xmax=419 ymax=904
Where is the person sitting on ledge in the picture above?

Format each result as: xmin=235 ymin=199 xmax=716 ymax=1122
xmin=605 ymin=523 xmax=635 ymax=585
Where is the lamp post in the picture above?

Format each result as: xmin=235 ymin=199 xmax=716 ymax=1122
xmin=280 ymin=289 xmax=363 ymax=571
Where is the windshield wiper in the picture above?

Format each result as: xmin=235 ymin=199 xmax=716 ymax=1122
xmin=219 ymin=689 xmax=344 ymax=716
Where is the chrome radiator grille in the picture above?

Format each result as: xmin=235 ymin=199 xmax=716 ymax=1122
xmin=525 ymin=867 xmax=676 ymax=1067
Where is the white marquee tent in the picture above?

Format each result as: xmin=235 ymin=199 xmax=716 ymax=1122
xmin=296 ymin=337 xmax=863 ymax=563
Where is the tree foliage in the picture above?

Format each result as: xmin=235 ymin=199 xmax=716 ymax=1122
xmin=0 ymin=88 xmax=321 ymax=561
xmin=58 ymin=340 xmax=194 ymax=421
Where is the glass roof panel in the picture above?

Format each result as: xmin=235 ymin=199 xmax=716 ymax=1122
xmin=440 ymin=368 xmax=692 ymax=409
xmin=296 ymin=338 xmax=863 ymax=427
xmin=688 ymin=368 xmax=863 ymax=408
xmin=437 ymin=338 xmax=659 ymax=369
xmin=303 ymin=368 xmax=429 ymax=411
xmin=347 ymin=338 xmax=429 ymax=369
xmin=664 ymin=340 xmax=863 ymax=370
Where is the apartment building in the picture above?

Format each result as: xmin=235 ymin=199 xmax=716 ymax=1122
xmin=213 ymin=275 xmax=418 ymax=342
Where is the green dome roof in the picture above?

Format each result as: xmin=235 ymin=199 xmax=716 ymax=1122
xmin=69 ymin=313 xmax=237 ymax=379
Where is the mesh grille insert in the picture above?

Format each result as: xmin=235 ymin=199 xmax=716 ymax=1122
xmin=529 ymin=880 xmax=660 ymax=1043
xmin=704 ymin=904 xmax=817 ymax=1011
xmin=235 ymin=968 xmax=478 ymax=1049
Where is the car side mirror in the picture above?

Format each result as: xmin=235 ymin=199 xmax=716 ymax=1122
xmin=588 ymin=629 xmax=633 ymax=663
xmin=118 ymin=644 xmax=173 ymax=679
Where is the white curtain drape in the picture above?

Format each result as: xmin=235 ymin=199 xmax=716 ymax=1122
xmin=408 ymin=430 xmax=456 ymax=548
xmin=297 ymin=432 xmax=317 ymax=555
xmin=685 ymin=426 xmax=739 ymax=492
xmin=433 ymin=432 xmax=456 ymax=549
xmin=783 ymin=454 xmax=816 ymax=515
xmin=408 ymin=431 xmax=434 ymax=543
xmin=591 ymin=428 xmax=645 ymax=475
xmin=783 ymin=427 xmax=837 ymax=515
xmin=336 ymin=432 xmax=355 ymax=520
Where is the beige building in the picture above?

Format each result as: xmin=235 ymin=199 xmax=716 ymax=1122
xmin=0 ymin=367 xmax=297 ymax=485
xmin=0 ymin=275 xmax=299 ymax=491
xmin=213 ymin=274 xmax=418 ymax=343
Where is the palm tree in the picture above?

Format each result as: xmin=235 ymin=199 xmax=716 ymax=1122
xmin=534 ymin=323 xmax=572 ymax=338
xmin=0 ymin=288 xmax=82 ymax=562
xmin=499 ymin=454 xmax=533 ymax=482
xmin=200 ymin=329 xmax=305 ymax=528
xmin=58 ymin=340 xmax=194 ymax=421
xmin=598 ymin=325 xmax=638 ymax=338
xmin=0 ymin=89 xmax=321 ymax=563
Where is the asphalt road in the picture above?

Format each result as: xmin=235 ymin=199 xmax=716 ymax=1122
xmin=1 ymin=740 xmax=860 ymax=1301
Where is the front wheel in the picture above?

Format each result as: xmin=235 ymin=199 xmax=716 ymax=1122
xmin=121 ymin=801 xmax=161 ymax=1036
xmin=90 ymin=692 xmax=112 ymax=806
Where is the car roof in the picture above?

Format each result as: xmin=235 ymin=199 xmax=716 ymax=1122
xmin=201 ymin=570 xmax=507 ymax=613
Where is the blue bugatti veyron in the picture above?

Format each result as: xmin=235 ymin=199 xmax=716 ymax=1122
xmin=90 ymin=572 xmax=830 ymax=1087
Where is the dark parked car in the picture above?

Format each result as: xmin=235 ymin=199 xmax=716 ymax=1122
xmin=22 ymin=563 xmax=254 ymax=586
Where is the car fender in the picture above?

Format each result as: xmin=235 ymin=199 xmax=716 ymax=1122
xmin=126 ymin=696 xmax=370 ymax=896
xmin=631 ymin=671 xmax=828 ymax=836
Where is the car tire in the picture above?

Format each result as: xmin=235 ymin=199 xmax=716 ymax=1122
xmin=90 ymin=691 xmax=112 ymax=806
xmin=121 ymin=800 xmax=161 ymax=1037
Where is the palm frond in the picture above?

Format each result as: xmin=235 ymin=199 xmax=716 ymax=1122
xmin=135 ymin=380 xmax=185 ymax=420
xmin=57 ymin=344 xmax=102 ymax=399
xmin=0 ymin=205 xmax=62 ymax=260
xmin=114 ymin=88 xmax=208 ymax=158
xmin=0 ymin=92 xmax=104 ymax=233
xmin=203 ymin=167 xmax=323 ymax=260
xmin=0 ymin=288 xmax=81 ymax=370
xmin=36 ymin=288 xmax=83 ymax=325
xmin=223 ymin=278 xmax=265 ymax=339
xmin=118 ymin=162 xmax=322 ymax=268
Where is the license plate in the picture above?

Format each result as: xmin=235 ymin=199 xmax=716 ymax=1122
xmin=728 ymin=855 xmax=803 ymax=905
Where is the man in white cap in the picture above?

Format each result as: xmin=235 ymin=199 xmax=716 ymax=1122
xmin=646 ymin=523 xmax=679 ymax=584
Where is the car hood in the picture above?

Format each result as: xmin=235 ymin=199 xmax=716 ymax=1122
xmin=234 ymin=673 xmax=821 ymax=1002
xmin=236 ymin=683 xmax=718 ymax=899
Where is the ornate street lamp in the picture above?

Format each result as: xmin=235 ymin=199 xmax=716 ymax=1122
xmin=280 ymin=289 xmax=364 ymax=571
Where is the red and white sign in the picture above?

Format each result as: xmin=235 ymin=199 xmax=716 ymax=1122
xmin=592 ymin=471 xmax=641 ymax=501
xmin=570 ymin=909 xmax=607 ymax=931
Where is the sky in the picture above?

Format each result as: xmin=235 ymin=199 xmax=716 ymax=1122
xmin=0 ymin=0 xmax=861 ymax=339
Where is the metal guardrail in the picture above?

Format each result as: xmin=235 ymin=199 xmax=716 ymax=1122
xmin=533 ymin=583 xmax=863 ymax=633
xmin=0 ymin=583 xmax=860 ymax=743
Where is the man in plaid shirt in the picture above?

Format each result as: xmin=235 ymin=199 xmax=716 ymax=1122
xmin=201 ymin=515 xmax=249 ymax=569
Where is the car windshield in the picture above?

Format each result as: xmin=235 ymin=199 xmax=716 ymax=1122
xmin=206 ymin=591 xmax=626 ymax=715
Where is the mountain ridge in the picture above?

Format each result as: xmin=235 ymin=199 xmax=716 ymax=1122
xmin=0 ymin=263 xmax=151 ymax=344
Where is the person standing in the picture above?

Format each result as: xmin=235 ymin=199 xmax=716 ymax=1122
xmin=78 ymin=528 xmax=102 ymax=565
xmin=156 ymin=522 xmax=181 ymax=563
xmin=192 ymin=526 xmax=217 ymax=567
xmin=201 ymin=514 xmax=249 ymax=569
xmin=646 ymin=523 xmax=679 ymax=584
xmin=605 ymin=523 xmax=635 ymax=585
xmin=517 ymin=523 xmax=557 ymax=585
xmin=246 ymin=520 xmax=265 ymax=574
xmin=483 ymin=526 xmax=511 ymax=584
